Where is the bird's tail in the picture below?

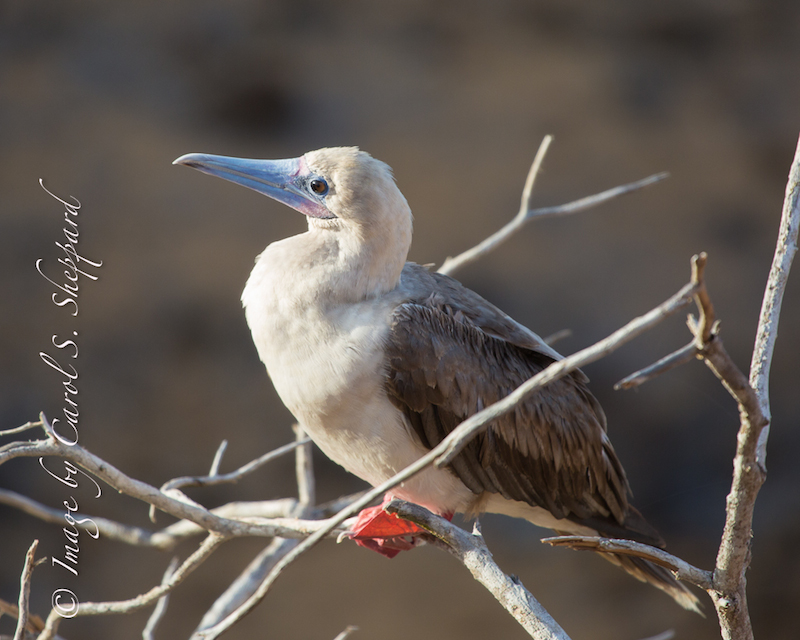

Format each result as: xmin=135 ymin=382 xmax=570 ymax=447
xmin=556 ymin=505 xmax=703 ymax=614
xmin=596 ymin=550 xmax=703 ymax=614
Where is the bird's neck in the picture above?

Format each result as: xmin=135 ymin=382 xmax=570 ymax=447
xmin=244 ymin=227 xmax=408 ymax=312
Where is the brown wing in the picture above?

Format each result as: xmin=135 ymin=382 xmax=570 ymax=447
xmin=384 ymin=293 xmax=630 ymax=527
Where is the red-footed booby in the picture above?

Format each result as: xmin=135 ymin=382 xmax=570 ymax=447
xmin=174 ymin=147 xmax=700 ymax=612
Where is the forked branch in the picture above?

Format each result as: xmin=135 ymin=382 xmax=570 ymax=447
xmin=439 ymin=135 xmax=668 ymax=276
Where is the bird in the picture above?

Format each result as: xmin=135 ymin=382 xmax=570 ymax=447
xmin=174 ymin=146 xmax=700 ymax=612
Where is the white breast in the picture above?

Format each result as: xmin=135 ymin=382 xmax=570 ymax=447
xmin=242 ymin=238 xmax=471 ymax=514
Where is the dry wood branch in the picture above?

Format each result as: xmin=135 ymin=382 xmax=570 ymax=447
xmin=542 ymin=328 xmax=572 ymax=347
xmin=614 ymin=341 xmax=697 ymax=390
xmin=14 ymin=540 xmax=39 ymax=640
xmin=293 ymin=424 xmax=315 ymax=510
xmin=142 ymin=557 xmax=179 ymax=640
xmin=0 ymin=421 xmax=43 ymax=437
xmin=161 ymin=438 xmax=310 ymax=492
xmin=439 ymin=135 xmax=667 ymax=276
xmin=0 ymin=428 xmax=351 ymax=542
xmin=541 ymin=536 xmax=713 ymax=591
xmin=0 ymin=488 xmax=300 ymax=551
xmin=749 ymin=133 xmax=800 ymax=463
xmin=209 ymin=440 xmax=228 ymax=476
xmin=612 ymin=248 xmax=772 ymax=638
xmin=69 ymin=533 xmax=226 ymax=618
xmin=385 ymin=500 xmax=571 ymax=640
xmin=194 ymin=426 xmax=317 ymax=634
xmin=705 ymin=135 xmax=800 ymax=640
xmin=332 ymin=626 xmax=359 ymax=640
xmin=0 ymin=599 xmax=46 ymax=637
xmin=37 ymin=537 xmax=225 ymax=640
xmin=614 ymin=253 xmax=710 ymax=390
xmin=194 ymin=538 xmax=300 ymax=634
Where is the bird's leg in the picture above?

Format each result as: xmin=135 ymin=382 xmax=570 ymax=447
xmin=348 ymin=494 xmax=453 ymax=559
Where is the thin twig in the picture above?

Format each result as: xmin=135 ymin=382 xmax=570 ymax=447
xmin=14 ymin=540 xmax=39 ymax=640
xmin=542 ymin=328 xmax=572 ymax=347
xmin=332 ymin=626 xmax=359 ymax=640
xmin=72 ymin=533 xmax=227 ymax=617
xmin=194 ymin=538 xmax=300 ymax=634
xmin=438 ymin=136 xmax=553 ymax=276
xmin=614 ymin=253 xmax=712 ymax=390
xmin=541 ymin=536 xmax=713 ymax=591
xmin=293 ymin=425 xmax=315 ymax=510
xmin=749 ymin=133 xmax=800 ymax=465
xmin=191 ymin=427 xmax=316 ymax=632
xmin=614 ymin=341 xmax=697 ymax=390
xmin=1 ymin=430 xmax=346 ymax=541
xmin=0 ymin=488 xmax=299 ymax=550
xmin=0 ymin=421 xmax=43 ymax=437
xmin=0 ymin=599 xmax=46 ymax=635
xmin=439 ymin=135 xmax=667 ymax=276
xmin=142 ymin=556 xmax=180 ymax=640
xmin=209 ymin=440 xmax=228 ymax=476
xmin=161 ymin=438 xmax=310 ymax=492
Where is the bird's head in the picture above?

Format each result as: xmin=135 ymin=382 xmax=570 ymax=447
xmin=173 ymin=147 xmax=413 ymax=262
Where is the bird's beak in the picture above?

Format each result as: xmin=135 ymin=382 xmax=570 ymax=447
xmin=173 ymin=153 xmax=333 ymax=219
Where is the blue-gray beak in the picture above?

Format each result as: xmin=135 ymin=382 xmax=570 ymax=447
xmin=173 ymin=153 xmax=334 ymax=219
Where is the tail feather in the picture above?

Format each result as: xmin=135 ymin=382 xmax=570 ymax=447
xmin=481 ymin=495 xmax=702 ymax=613
xmin=598 ymin=552 xmax=703 ymax=614
xmin=567 ymin=506 xmax=702 ymax=613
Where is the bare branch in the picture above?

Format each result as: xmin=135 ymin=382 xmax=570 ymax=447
xmin=0 ymin=487 xmax=178 ymax=549
xmin=541 ymin=536 xmax=713 ymax=592
xmin=161 ymin=437 xmax=310 ymax=492
xmin=142 ymin=556 xmax=179 ymax=640
xmin=38 ymin=538 xmax=225 ymax=640
xmin=614 ymin=341 xmax=697 ymax=390
xmin=209 ymin=440 xmax=228 ymax=476
xmin=293 ymin=424 xmax=315 ymax=510
xmin=614 ymin=253 xmax=711 ymax=390
xmin=194 ymin=538 xmax=300 ymax=634
xmin=438 ymin=135 xmax=552 ymax=276
xmin=749 ymin=133 xmax=800 ymax=464
xmin=386 ymin=500 xmax=571 ymax=640
xmin=74 ymin=533 xmax=227 ymax=617
xmin=0 ymin=430 xmax=352 ymax=542
xmin=542 ymin=328 xmax=572 ymax=347
xmin=0 ymin=420 xmax=43 ymax=437
xmin=703 ymin=135 xmax=800 ymax=640
xmin=439 ymin=134 xmax=667 ymax=276
xmin=332 ymin=626 xmax=359 ymax=640
xmin=0 ymin=488 xmax=301 ymax=550
xmin=14 ymin=540 xmax=39 ymax=640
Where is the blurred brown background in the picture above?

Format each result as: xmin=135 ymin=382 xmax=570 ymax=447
xmin=2 ymin=1 xmax=799 ymax=638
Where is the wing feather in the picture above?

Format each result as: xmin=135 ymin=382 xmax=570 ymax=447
xmin=384 ymin=285 xmax=630 ymax=527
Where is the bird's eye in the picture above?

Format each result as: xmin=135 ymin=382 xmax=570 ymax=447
xmin=309 ymin=178 xmax=329 ymax=195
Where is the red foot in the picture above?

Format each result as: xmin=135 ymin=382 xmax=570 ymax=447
xmin=348 ymin=495 xmax=453 ymax=559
